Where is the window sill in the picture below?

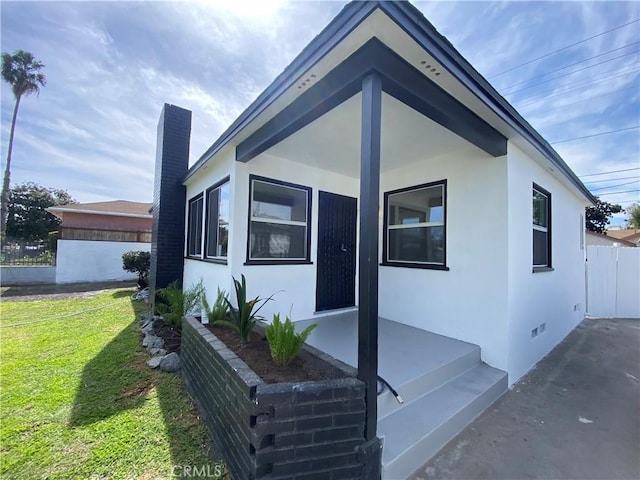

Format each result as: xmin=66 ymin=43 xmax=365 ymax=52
xmin=244 ymin=260 xmax=313 ymax=266
xmin=184 ymin=256 xmax=228 ymax=265
xmin=532 ymin=266 xmax=554 ymax=273
xmin=380 ymin=261 xmax=449 ymax=271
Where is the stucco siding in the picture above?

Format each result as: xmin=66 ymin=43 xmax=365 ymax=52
xmin=56 ymin=240 xmax=150 ymax=284
xmin=183 ymin=148 xmax=236 ymax=306
xmin=378 ymin=149 xmax=510 ymax=373
xmin=506 ymin=142 xmax=588 ymax=383
xmin=230 ymin=153 xmax=360 ymax=322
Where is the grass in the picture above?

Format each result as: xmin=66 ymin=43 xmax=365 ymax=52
xmin=0 ymin=287 xmax=226 ymax=479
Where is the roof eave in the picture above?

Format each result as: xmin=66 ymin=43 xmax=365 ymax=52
xmin=182 ymin=0 xmax=596 ymax=205
xmin=47 ymin=207 xmax=152 ymax=219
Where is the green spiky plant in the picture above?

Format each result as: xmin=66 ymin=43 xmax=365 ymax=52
xmin=201 ymin=287 xmax=229 ymax=323
xmin=265 ymin=313 xmax=317 ymax=366
xmin=155 ymin=279 xmax=205 ymax=328
xmin=217 ymin=274 xmax=275 ymax=344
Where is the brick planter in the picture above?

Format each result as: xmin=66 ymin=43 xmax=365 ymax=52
xmin=181 ymin=315 xmax=380 ymax=480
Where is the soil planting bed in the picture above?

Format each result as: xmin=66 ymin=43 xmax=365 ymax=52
xmin=153 ymin=318 xmax=182 ymax=353
xmin=205 ymin=324 xmax=327 ymax=384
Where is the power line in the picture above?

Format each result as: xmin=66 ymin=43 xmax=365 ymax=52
xmin=502 ymin=51 xmax=639 ymax=96
xmin=585 ymin=175 xmax=640 ymax=184
xmin=499 ymin=41 xmax=640 ymax=91
xmin=580 ymin=167 xmax=640 ymax=178
xmin=489 ymin=18 xmax=640 ymax=78
xmin=590 ymin=180 xmax=640 ymax=191
xmin=550 ymin=126 xmax=640 ymax=144
xmin=512 ymin=68 xmax=640 ymax=109
xmin=516 ymin=85 xmax=638 ymax=111
xmin=599 ymin=189 xmax=640 ymax=196
xmin=517 ymin=85 xmax=639 ymax=114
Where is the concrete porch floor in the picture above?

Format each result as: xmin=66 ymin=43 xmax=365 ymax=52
xmin=296 ymin=311 xmax=508 ymax=479
xmin=297 ymin=311 xmax=479 ymax=394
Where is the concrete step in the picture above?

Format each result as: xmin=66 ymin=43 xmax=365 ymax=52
xmin=379 ymin=363 xmax=508 ymax=480
xmin=377 ymin=342 xmax=480 ymax=420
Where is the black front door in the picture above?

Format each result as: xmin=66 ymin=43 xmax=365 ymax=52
xmin=316 ymin=191 xmax=357 ymax=312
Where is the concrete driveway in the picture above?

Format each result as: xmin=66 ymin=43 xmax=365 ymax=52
xmin=410 ymin=317 xmax=640 ymax=480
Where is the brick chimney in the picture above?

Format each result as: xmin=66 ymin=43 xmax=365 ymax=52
xmin=149 ymin=104 xmax=192 ymax=297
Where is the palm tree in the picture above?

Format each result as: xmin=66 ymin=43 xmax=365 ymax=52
xmin=1 ymin=50 xmax=46 ymax=237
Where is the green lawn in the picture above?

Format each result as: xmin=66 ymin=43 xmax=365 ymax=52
xmin=0 ymin=288 xmax=225 ymax=479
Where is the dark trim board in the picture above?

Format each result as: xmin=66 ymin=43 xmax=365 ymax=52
xmin=236 ymin=38 xmax=507 ymax=164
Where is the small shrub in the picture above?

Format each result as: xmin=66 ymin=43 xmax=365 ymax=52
xmin=202 ymin=287 xmax=229 ymax=323
xmin=265 ymin=313 xmax=317 ymax=366
xmin=122 ymin=251 xmax=151 ymax=287
xmin=217 ymin=274 xmax=275 ymax=344
xmin=155 ymin=279 xmax=205 ymax=328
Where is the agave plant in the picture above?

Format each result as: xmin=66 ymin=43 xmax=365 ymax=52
xmin=217 ymin=274 xmax=275 ymax=343
xmin=265 ymin=313 xmax=317 ymax=366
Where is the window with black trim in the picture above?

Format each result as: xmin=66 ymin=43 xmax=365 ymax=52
xmin=533 ymin=184 xmax=552 ymax=269
xmin=248 ymin=176 xmax=311 ymax=262
xmin=383 ymin=180 xmax=446 ymax=267
xmin=187 ymin=194 xmax=204 ymax=257
xmin=205 ymin=179 xmax=230 ymax=259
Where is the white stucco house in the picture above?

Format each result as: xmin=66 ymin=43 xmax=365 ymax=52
xmin=151 ymin=1 xmax=596 ymax=477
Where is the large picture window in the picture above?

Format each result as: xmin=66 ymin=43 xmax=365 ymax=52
xmin=383 ymin=180 xmax=447 ymax=268
xmin=247 ymin=176 xmax=311 ymax=263
xmin=187 ymin=194 xmax=203 ymax=257
xmin=533 ymin=184 xmax=552 ymax=270
xmin=205 ymin=178 xmax=230 ymax=259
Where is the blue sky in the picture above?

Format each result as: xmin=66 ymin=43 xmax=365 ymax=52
xmin=1 ymin=1 xmax=639 ymax=227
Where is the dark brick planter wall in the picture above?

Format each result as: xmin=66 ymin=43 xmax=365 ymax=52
xmin=181 ymin=316 xmax=378 ymax=479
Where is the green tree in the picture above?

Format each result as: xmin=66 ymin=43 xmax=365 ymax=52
xmin=585 ymin=197 xmax=623 ymax=234
xmin=6 ymin=182 xmax=76 ymax=241
xmin=1 ymin=50 xmax=46 ymax=237
xmin=626 ymin=203 xmax=640 ymax=229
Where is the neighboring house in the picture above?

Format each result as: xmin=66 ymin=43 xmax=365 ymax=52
xmin=48 ymin=200 xmax=152 ymax=284
xmin=604 ymin=228 xmax=640 ymax=246
xmin=586 ymin=230 xmax=636 ymax=248
xmin=150 ymin=2 xmax=596 ymax=477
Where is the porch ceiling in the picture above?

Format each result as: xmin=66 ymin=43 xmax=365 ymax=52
xmin=264 ymin=91 xmax=485 ymax=178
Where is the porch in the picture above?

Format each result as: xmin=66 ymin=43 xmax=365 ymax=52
xmin=296 ymin=313 xmax=508 ymax=479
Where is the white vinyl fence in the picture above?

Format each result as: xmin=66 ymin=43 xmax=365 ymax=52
xmin=586 ymin=246 xmax=640 ymax=318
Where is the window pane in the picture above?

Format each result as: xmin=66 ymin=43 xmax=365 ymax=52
xmin=533 ymin=229 xmax=548 ymax=266
xmin=217 ymin=183 xmax=230 ymax=257
xmin=188 ymin=197 xmax=203 ymax=256
xmin=206 ymin=190 xmax=219 ymax=257
xmin=389 ymin=185 xmax=443 ymax=226
xmin=533 ymin=190 xmax=547 ymax=227
xmin=389 ymin=226 xmax=444 ymax=264
xmin=250 ymin=222 xmax=306 ymax=259
xmin=252 ymin=181 xmax=307 ymax=222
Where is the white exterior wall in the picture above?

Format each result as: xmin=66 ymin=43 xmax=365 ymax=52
xmin=183 ymin=148 xmax=236 ymax=306
xmin=378 ymin=150 xmax=510 ymax=373
xmin=506 ymin=143 xmax=587 ymax=383
xmin=56 ymin=239 xmax=150 ymax=284
xmin=231 ymin=153 xmax=359 ymax=322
